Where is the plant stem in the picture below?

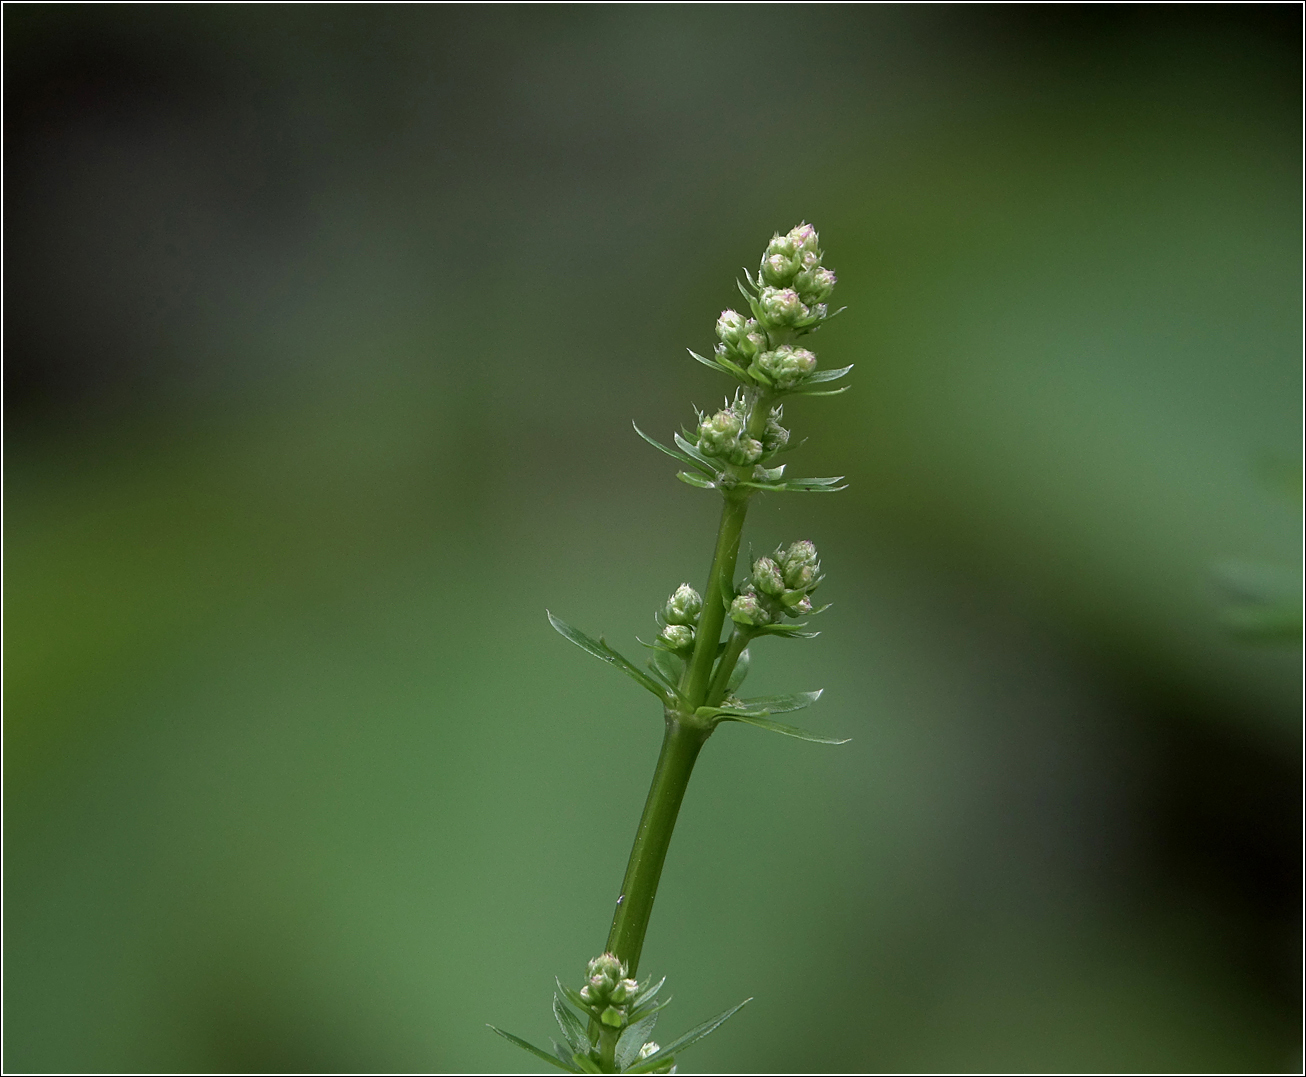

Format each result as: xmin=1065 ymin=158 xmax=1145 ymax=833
xmin=603 ymin=391 xmax=774 ymax=981
xmin=704 ymin=627 xmax=749 ymax=707
xmin=681 ymin=493 xmax=750 ymax=706
xmin=604 ymin=716 xmax=709 ymax=976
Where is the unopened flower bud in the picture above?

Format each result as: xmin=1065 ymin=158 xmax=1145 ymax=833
xmin=752 ymin=556 xmax=785 ymax=597
xmin=766 ymin=232 xmax=799 ymax=260
xmin=698 ymin=409 xmax=742 ymax=456
xmin=786 ymin=563 xmax=817 ymax=590
xmin=730 ymin=592 xmax=771 ymax=627
xmin=664 ymin=583 xmax=702 ymax=625
xmin=782 ymin=540 xmax=818 ymax=569
xmin=794 ymin=265 xmax=836 ymax=304
xmin=737 ymin=326 xmax=766 ymax=360
xmin=787 ymin=594 xmax=814 ymax=616
xmin=638 ymin=1042 xmax=660 ymax=1060
xmin=586 ymin=953 xmax=626 ymax=991
xmin=716 ymin=309 xmax=747 ymax=345
xmin=788 ymin=222 xmax=820 ymax=254
xmin=729 ymin=436 xmax=763 ymax=467
xmin=609 ymin=978 xmax=637 ymax=1004
xmin=756 ymin=345 xmax=817 ymax=389
xmin=758 ymin=287 xmax=808 ymax=327
xmin=762 ymin=410 xmax=790 ymax=453
xmin=761 ymin=251 xmax=801 ymax=286
xmin=659 ymin=623 xmax=694 ymax=650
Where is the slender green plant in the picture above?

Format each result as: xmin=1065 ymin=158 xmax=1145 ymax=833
xmin=490 ymin=224 xmax=850 ymax=1073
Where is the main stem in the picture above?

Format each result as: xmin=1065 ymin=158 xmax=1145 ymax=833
xmin=602 ymin=391 xmax=774 ymax=978
xmin=604 ymin=716 xmax=708 ymax=976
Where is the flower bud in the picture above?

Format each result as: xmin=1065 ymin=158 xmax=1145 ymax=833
xmin=766 ymin=232 xmax=799 ymax=260
xmin=638 ymin=1042 xmax=661 ymax=1060
xmin=730 ymin=592 xmax=771 ymax=627
xmin=716 ymin=309 xmax=747 ymax=345
xmin=786 ymin=563 xmax=817 ymax=590
xmin=782 ymin=539 xmax=818 ymax=569
xmin=761 ymin=251 xmax=801 ymax=287
xmin=787 ymin=222 xmax=820 ymax=254
xmin=728 ymin=436 xmax=763 ymax=467
xmin=794 ymin=265 xmax=836 ymax=305
xmin=756 ymin=345 xmax=817 ymax=389
xmin=586 ymin=953 xmax=626 ymax=991
xmin=736 ymin=326 xmax=766 ymax=360
xmin=762 ymin=410 xmax=790 ymax=453
xmin=758 ymin=287 xmax=808 ymax=327
xmin=659 ymin=623 xmax=694 ymax=650
xmin=609 ymin=978 xmax=637 ymax=1004
xmin=786 ymin=594 xmax=814 ymax=616
xmin=697 ymin=409 xmax=742 ymax=456
xmin=752 ymin=556 xmax=785 ymax=597
xmin=664 ymin=583 xmax=702 ymax=625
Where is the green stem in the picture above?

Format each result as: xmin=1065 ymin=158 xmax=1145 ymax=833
xmin=601 ymin=390 xmax=774 ymax=984
xmin=604 ymin=716 xmax=708 ymax=976
xmin=705 ymin=627 xmax=749 ymax=707
xmin=681 ymin=493 xmax=749 ymax=706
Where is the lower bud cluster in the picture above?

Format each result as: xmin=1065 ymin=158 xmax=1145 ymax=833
xmin=580 ymin=953 xmax=640 ymax=1029
xmin=729 ymin=540 xmax=823 ymax=627
xmin=657 ymin=583 xmax=702 ymax=651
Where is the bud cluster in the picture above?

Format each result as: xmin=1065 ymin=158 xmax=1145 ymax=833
xmin=694 ymin=398 xmax=790 ymax=468
xmin=712 ymin=223 xmax=837 ymax=392
xmin=658 ymin=583 xmax=702 ymax=651
xmin=729 ymin=540 xmax=823 ymax=628
xmin=578 ymin=952 xmax=640 ymax=1029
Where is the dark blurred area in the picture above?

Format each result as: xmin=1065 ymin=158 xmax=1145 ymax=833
xmin=4 ymin=6 xmax=1300 ymax=1073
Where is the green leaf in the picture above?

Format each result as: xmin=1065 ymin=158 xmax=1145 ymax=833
xmin=648 ymin=648 xmax=686 ymax=689
xmin=487 ymin=1025 xmax=580 ymax=1072
xmin=615 ymin=1013 xmax=660 ymax=1072
xmin=686 ymin=348 xmax=727 ymax=374
xmin=632 ymin=422 xmax=698 ymax=468
xmin=676 ymin=470 xmax=717 ymax=489
xmin=805 ymin=363 xmax=854 ymax=383
xmin=573 ymin=1051 xmax=602 ymax=1074
xmin=735 ymin=689 xmax=822 ymax=713
xmin=721 ymin=713 xmax=849 ymax=744
xmin=626 ymin=995 xmax=673 ymax=1025
xmin=752 ymin=622 xmax=820 ymax=639
xmin=556 ymin=977 xmax=596 ymax=1019
xmin=753 ymin=464 xmax=786 ymax=482
xmin=672 ymin=432 xmax=723 ymax=473
xmin=548 ymin=612 xmax=673 ymax=703
xmin=791 ymin=384 xmax=850 ymax=397
xmin=554 ymin=994 xmax=591 ymax=1056
xmin=624 ymin=999 xmax=752 ymax=1073
xmin=726 ymin=647 xmax=750 ymax=693
xmin=555 ymin=1040 xmax=578 ymax=1068
xmin=632 ymin=975 xmax=666 ymax=1009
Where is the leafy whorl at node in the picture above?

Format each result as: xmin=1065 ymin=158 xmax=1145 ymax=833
xmin=488 ymin=952 xmax=750 ymax=1074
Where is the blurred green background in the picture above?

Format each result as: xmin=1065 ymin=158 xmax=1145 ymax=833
xmin=4 ymin=6 xmax=1300 ymax=1073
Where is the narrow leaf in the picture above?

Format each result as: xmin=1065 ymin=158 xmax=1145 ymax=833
xmin=554 ymin=995 xmax=591 ymax=1055
xmin=632 ymin=422 xmax=696 ymax=466
xmin=804 ymin=363 xmax=854 ymax=384
xmin=722 ymin=713 xmax=849 ymax=744
xmin=726 ymin=647 xmax=750 ymax=693
xmin=556 ymin=978 xmax=593 ymax=1016
xmin=792 ymin=384 xmax=850 ymax=397
xmin=686 ymin=348 xmax=728 ymax=374
xmin=672 ymin=431 xmax=722 ymax=473
xmin=677 ymin=470 xmax=716 ymax=489
xmin=626 ymin=995 xmax=673 ymax=1025
xmin=487 ymin=1025 xmax=579 ymax=1072
xmin=753 ymin=623 xmax=820 ymax=638
xmin=735 ymin=689 xmax=823 ymax=714
xmin=548 ymin=612 xmax=672 ymax=703
xmin=632 ymin=975 xmax=666 ymax=1009
xmin=555 ymin=1040 xmax=578 ymax=1068
xmin=648 ymin=649 xmax=686 ymax=691
xmin=625 ymin=999 xmax=753 ymax=1073
xmin=616 ymin=1012 xmax=660 ymax=1072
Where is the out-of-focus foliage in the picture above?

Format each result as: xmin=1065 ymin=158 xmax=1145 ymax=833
xmin=4 ymin=7 xmax=1299 ymax=1073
